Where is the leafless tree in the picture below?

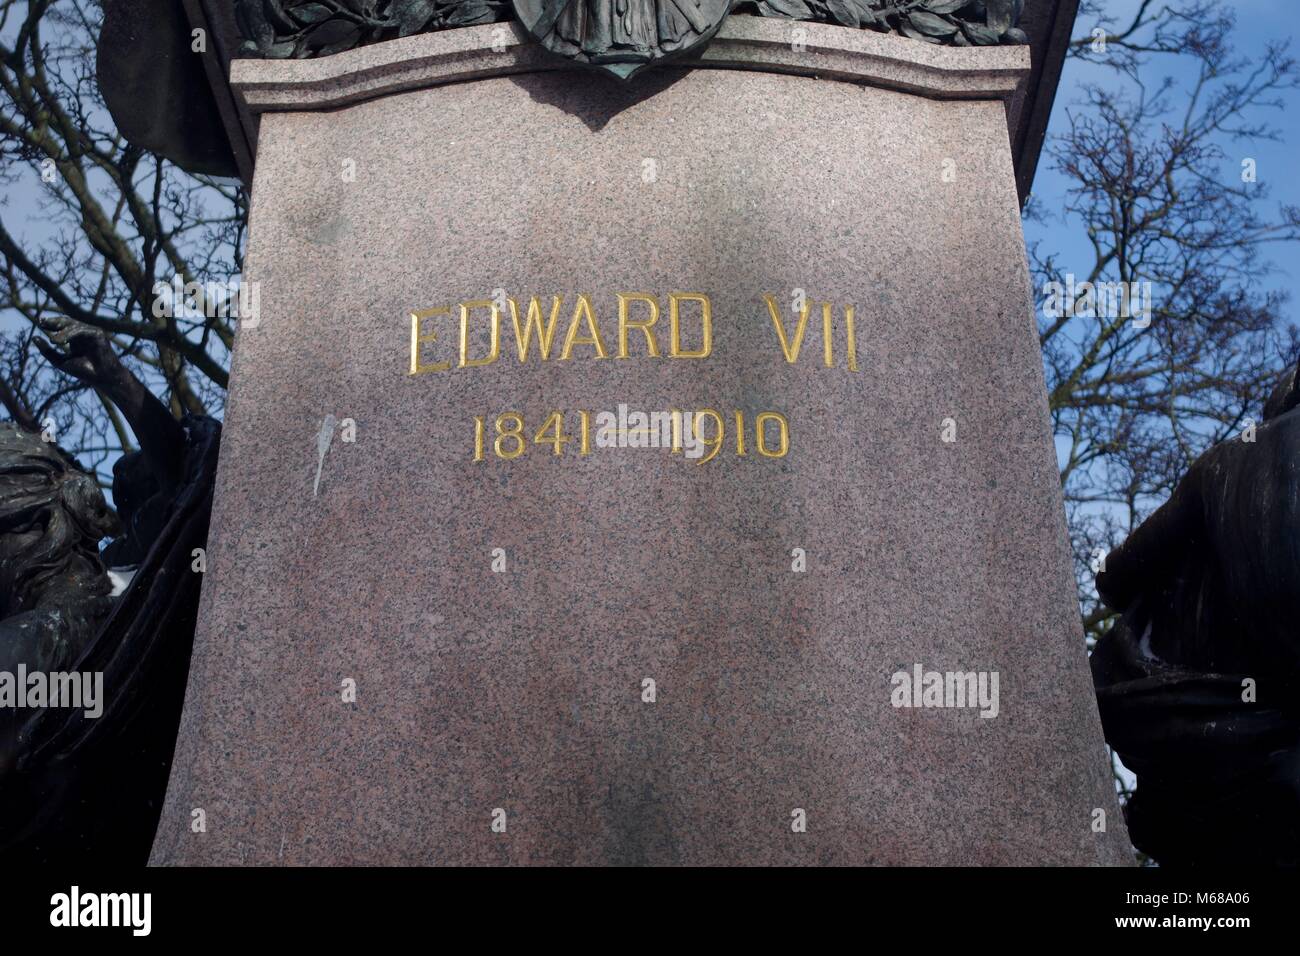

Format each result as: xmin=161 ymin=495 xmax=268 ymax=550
xmin=1032 ymin=2 xmax=1300 ymax=820
xmin=1032 ymin=0 xmax=1300 ymax=643
xmin=0 ymin=0 xmax=245 ymax=489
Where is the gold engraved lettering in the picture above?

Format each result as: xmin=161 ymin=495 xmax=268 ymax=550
xmin=409 ymin=306 xmax=452 ymax=375
xmin=494 ymin=412 xmax=526 ymax=459
xmin=756 ymin=411 xmax=790 ymax=458
xmin=533 ymin=411 xmax=571 ymax=456
xmin=508 ymin=295 xmax=564 ymax=362
xmin=560 ymin=294 xmax=609 ymax=360
xmin=459 ymin=300 xmax=500 ymax=368
xmin=764 ymin=294 xmax=811 ymax=364
xmin=616 ymin=293 xmax=662 ymax=359
xmin=669 ymin=293 xmax=712 ymax=358
xmin=578 ymin=410 xmax=592 ymax=456
xmin=822 ymin=302 xmax=834 ymax=368
xmin=693 ymin=408 xmax=724 ymax=463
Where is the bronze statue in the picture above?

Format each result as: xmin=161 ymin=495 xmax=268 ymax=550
xmin=0 ymin=426 xmax=118 ymax=750
xmin=517 ymin=0 xmax=731 ymax=77
xmin=1093 ymin=362 xmax=1300 ymax=866
xmin=226 ymin=1 xmax=1030 ymax=81
xmin=539 ymin=0 xmax=714 ymax=60
xmin=0 ymin=318 xmax=220 ymax=864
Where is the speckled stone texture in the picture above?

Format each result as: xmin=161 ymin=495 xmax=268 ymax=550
xmin=150 ymin=23 xmax=1131 ymax=865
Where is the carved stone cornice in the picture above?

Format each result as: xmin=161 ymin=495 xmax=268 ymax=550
xmin=230 ymin=16 xmax=1031 ymax=113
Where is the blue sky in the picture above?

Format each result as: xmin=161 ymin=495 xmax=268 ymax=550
xmin=1028 ymin=0 xmax=1300 ymax=326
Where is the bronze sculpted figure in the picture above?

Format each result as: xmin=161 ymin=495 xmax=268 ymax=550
xmin=516 ymin=0 xmax=732 ymax=77
xmin=1092 ymin=362 xmax=1300 ymax=865
xmin=1 ymin=318 xmax=220 ymax=864
xmin=228 ymin=1 xmax=1029 ymax=74
xmin=0 ymin=427 xmax=118 ymax=696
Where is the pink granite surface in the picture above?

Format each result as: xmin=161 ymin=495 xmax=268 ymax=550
xmin=230 ymin=19 xmax=1030 ymax=113
xmin=150 ymin=42 xmax=1130 ymax=865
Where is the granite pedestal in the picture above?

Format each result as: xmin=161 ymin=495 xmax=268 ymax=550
xmin=150 ymin=19 xmax=1130 ymax=865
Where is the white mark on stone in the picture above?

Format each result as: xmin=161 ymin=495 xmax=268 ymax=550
xmin=314 ymin=414 xmax=336 ymax=497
